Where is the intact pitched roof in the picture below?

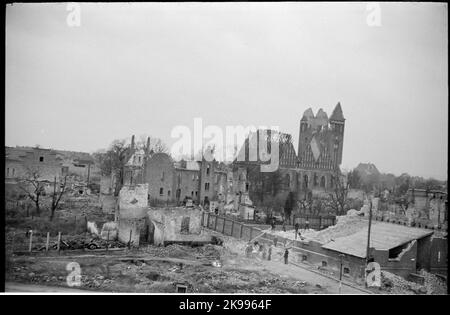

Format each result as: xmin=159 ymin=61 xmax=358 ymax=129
xmin=321 ymin=221 xmax=433 ymax=258
xmin=329 ymin=102 xmax=345 ymax=121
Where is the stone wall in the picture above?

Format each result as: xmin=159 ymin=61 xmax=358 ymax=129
xmin=147 ymin=207 xmax=210 ymax=245
xmin=174 ymin=168 xmax=200 ymax=204
xmin=145 ymin=153 xmax=176 ymax=203
xmin=100 ymin=194 xmax=117 ymax=214
xmin=118 ymin=218 xmax=144 ymax=245
xmin=118 ymin=184 xmax=149 ymax=213
xmin=117 ymin=184 xmax=149 ymax=245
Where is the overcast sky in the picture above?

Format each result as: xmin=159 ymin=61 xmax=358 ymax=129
xmin=5 ymin=2 xmax=448 ymax=180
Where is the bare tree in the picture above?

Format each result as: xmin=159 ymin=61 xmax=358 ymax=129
xmin=297 ymin=192 xmax=313 ymax=215
xmin=94 ymin=139 xmax=131 ymax=196
xmin=327 ymin=169 xmax=350 ymax=216
xmin=18 ymin=168 xmax=46 ymax=216
xmin=136 ymin=134 xmax=169 ymax=154
xmin=50 ymin=175 xmax=68 ymax=221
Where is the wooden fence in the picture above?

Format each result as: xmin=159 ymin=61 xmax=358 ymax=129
xmin=202 ymin=212 xmax=265 ymax=242
xmin=202 ymin=212 xmax=338 ymax=241
xmin=293 ymin=214 xmax=336 ymax=230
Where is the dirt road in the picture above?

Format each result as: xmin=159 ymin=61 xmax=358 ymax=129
xmin=5 ymin=282 xmax=95 ymax=293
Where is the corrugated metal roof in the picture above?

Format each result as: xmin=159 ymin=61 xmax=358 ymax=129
xmin=321 ymin=222 xmax=433 ymax=258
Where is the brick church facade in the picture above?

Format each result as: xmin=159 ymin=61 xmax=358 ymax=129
xmin=236 ymin=102 xmax=345 ymax=202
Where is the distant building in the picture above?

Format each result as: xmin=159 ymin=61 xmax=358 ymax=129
xmin=55 ymin=150 xmax=98 ymax=183
xmin=5 ymin=146 xmax=63 ymax=182
xmin=354 ymin=162 xmax=380 ymax=178
xmin=407 ymin=189 xmax=448 ymax=226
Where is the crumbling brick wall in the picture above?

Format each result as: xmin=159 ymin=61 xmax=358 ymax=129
xmin=145 ymin=153 xmax=176 ymax=203
xmin=147 ymin=208 xmax=210 ymax=245
xmin=117 ymin=184 xmax=149 ymax=246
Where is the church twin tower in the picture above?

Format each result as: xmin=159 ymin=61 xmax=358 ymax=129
xmin=293 ymin=103 xmax=345 ymax=191
xmin=298 ymin=102 xmax=345 ymax=171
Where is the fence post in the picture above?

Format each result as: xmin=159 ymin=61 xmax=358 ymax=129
xmin=28 ymin=230 xmax=33 ymax=253
xmin=11 ymin=232 xmax=15 ymax=253
xmin=57 ymin=232 xmax=61 ymax=254
xmin=240 ymin=224 xmax=243 ymax=239
xmin=46 ymin=232 xmax=50 ymax=251
xmin=128 ymin=229 xmax=132 ymax=249
xmin=222 ymin=218 xmax=226 ymax=234
xmin=107 ymin=230 xmax=110 ymax=252
xmin=231 ymin=220 xmax=235 ymax=237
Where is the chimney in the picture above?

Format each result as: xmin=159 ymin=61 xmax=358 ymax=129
xmin=146 ymin=137 xmax=150 ymax=153
xmin=131 ymin=135 xmax=135 ymax=150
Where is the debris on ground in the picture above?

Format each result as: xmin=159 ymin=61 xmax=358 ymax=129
xmin=378 ymin=270 xmax=447 ymax=295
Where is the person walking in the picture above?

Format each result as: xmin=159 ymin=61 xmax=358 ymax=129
xmin=268 ymin=245 xmax=272 ymax=261
xmin=245 ymin=243 xmax=253 ymax=258
xmin=294 ymin=222 xmax=300 ymax=239
xmin=271 ymin=217 xmax=276 ymax=230
xmin=284 ymin=248 xmax=289 ymax=264
xmin=261 ymin=244 xmax=266 ymax=259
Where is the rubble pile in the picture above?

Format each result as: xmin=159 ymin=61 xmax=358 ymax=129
xmin=418 ymin=269 xmax=447 ymax=295
xmin=193 ymin=244 xmax=223 ymax=260
xmin=312 ymin=215 xmax=370 ymax=244
xmin=192 ymin=270 xmax=311 ymax=294
xmin=267 ymin=229 xmax=318 ymax=241
xmin=143 ymin=244 xmax=191 ymax=258
xmin=265 ymin=216 xmax=371 ymax=244
xmin=380 ymin=271 xmax=447 ymax=295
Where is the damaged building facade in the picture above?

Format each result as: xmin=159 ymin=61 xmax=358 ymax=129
xmin=113 ymin=182 xmax=212 ymax=246
xmin=406 ymin=189 xmax=448 ymax=227
xmin=100 ymin=104 xmax=345 ymax=217
xmin=108 ymin=135 xmax=233 ymax=211
xmin=234 ymin=103 xmax=346 ymax=210
xmin=5 ymin=146 xmax=99 ymax=198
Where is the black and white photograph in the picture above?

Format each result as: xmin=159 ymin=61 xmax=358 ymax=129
xmin=3 ymin=2 xmax=448 ymax=298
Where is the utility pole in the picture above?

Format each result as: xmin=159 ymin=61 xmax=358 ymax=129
xmin=87 ymin=162 xmax=91 ymax=185
xmin=365 ymin=198 xmax=373 ymax=288
xmin=339 ymin=254 xmax=345 ymax=294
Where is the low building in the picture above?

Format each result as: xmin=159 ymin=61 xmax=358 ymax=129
xmin=270 ymin=216 xmax=448 ymax=281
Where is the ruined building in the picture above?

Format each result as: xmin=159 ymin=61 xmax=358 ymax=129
xmin=5 ymin=146 xmax=99 ymax=197
xmin=297 ymin=103 xmax=345 ymax=192
xmin=235 ymin=103 xmax=346 ymax=205
xmin=104 ymin=103 xmax=345 ymax=214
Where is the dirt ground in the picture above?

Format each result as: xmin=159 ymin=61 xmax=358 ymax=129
xmin=5 ymin=241 xmax=329 ymax=293
xmin=5 ymin=200 xmax=445 ymax=294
